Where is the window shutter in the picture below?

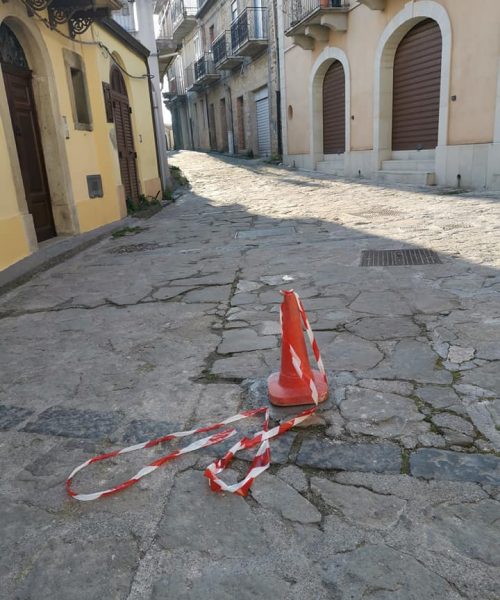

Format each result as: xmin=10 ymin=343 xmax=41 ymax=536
xmin=102 ymin=82 xmax=114 ymax=122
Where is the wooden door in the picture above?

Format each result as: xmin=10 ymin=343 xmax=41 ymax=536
xmin=209 ymin=103 xmax=217 ymax=151
xmin=2 ymin=63 xmax=56 ymax=242
xmin=236 ymin=95 xmax=245 ymax=151
xmin=392 ymin=19 xmax=442 ymax=151
xmin=322 ymin=60 xmax=345 ymax=155
xmin=219 ymin=97 xmax=228 ymax=152
xmin=110 ymin=68 xmax=140 ymax=204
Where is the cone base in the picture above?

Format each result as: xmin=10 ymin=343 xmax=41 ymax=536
xmin=267 ymin=370 xmax=329 ymax=406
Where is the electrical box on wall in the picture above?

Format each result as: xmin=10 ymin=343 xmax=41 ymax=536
xmin=86 ymin=175 xmax=103 ymax=198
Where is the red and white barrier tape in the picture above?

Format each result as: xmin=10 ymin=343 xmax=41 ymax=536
xmin=66 ymin=291 xmax=326 ymax=501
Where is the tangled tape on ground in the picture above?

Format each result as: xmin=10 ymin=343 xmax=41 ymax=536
xmin=66 ymin=291 xmax=327 ymax=501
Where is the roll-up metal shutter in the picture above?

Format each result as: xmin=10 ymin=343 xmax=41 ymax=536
xmin=255 ymin=88 xmax=271 ymax=157
xmin=322 ymin=60 xmax=345 ymax=155
xmin=392 ymin=19 xmax=442 ymax=151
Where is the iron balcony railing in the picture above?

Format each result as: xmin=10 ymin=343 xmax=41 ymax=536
xmin=231 ymin=7 xmax=268 ymax=53
xmin=171 ymin=0 xmax=197 ymax=31
xmin=168 ymin=76 xmax=178 ymax=95
xmin=157 ymin=8 xmax=174 ymax=40
xmin=212 ymin=31 xmax=227 ymax=65
xmin=167 ymin=72 xmax=186 ymax=96
xmin=194 ymin=52 xmax=217 ymax=80
xmin=111 ymin=5 xmax=138 ymax=33
xmin=185 ymin=62 xmax=196 ymax=89
xmin=284 ymin=0 xmax=347 ymax=31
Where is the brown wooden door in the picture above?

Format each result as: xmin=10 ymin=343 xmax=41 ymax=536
xmin=209 ymin=103 xmax=217 ymax=151
xmin=322 ymin=60 xmax=345 ymax=155
xmin=3 ymin=64 xmax=56 ymax=242
xmin=219 ymin=98 xmax=228 ymax=152
xmin=392 ymin=19 xmax=442 ymax=151
xmin=110 ymin=68 xmax=140 ymax=204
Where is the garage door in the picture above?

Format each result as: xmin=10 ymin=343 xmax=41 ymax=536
xmin=322 ymin=60 xmax=345 ymax=155
xmin=255 ymin=88 xmax=271 ymax=157
xmin=392 ymin=19 xmax=442 ymax=151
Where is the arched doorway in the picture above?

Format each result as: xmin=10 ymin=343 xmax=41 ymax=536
xmin=110 ymin=66 xmax=140 ymax=204
xmin=0 ymin=23 xmax=55 ymax=242
xmin=323 ymin=60 xmax=345 ymax=155
xmin=392 ymin=19 xmax=442 ymax=151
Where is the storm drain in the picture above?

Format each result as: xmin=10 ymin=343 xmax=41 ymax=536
xmin=361 ymin=248 xmax=442 ymax=266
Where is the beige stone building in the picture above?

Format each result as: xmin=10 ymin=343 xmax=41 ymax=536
xmin=279 ymin=0 xmax=500 ymax=189
xmin=157 ymin=0 xmax=281 ymax=157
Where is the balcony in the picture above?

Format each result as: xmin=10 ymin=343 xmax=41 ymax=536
xmin=231 ymin=7 xmax=268 ymax=58
xmin=194 ymin=53 xmax=220 ymax=85
xmin=157 ymin=11 xmax=178 ymax=71
xmin=171 ymin=0 xmax=198 ymax=42
xmin=358 ymin=0 xmax=385 ymax=8
xmin=163 ymin=74 xmax=186 ymax=107
xmin=284 ymin=0 xmax=349 ymax=48
xmin=212 ymin=31 xmax=244 ymax=70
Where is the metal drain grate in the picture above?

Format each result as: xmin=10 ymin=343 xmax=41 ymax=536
xmin=361 ymin=248 xmax=442 ymax=267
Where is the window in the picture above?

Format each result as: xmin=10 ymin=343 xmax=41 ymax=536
xmin=193 ymin=33 xmax=201 ymax=59
xmin=231 ymin=0 xmax=238 ymax=20
xmin=71 ymin=68 xmax=91 ymax=125
xmin=209 ymin=24 xmax=215 ymax=44
xmin=63 ymin=49 xmax=92 ymax=131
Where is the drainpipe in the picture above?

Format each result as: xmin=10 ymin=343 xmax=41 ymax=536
xmin=272 ymin=0 xmax=282 ymax=156
xmin=146 ymin=59 xmax=167 ymax=196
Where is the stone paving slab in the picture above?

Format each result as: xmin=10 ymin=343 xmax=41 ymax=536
xmin=22 ymin=407 xmax=122 ymax=440
xmin=0 ymin=404 xmax=34 ymax=430
xmin=410 ymin=448 xmax=500 ymax=485
xmin=296 ymin=439 xmax=402 ymax=473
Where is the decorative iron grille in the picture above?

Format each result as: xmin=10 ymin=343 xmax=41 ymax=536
xmin=212 ymin=31 xmax=227 ymax=65
xmin=285 ymin=0 xmax=347 ymax=31
xmin=231 ymin=7 xmax=268 ymax=52
xmin=194 ymin=53 xmax=216 ymax=81
xmin=172 ymin=0 xmax=197 ymax=31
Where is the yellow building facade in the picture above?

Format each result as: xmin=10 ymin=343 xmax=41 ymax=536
xmin=0 ymin=0 xmax=161 ymax=271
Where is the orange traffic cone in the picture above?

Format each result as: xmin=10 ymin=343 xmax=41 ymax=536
xmin=268 ymin=291 xmax=328 ymax=406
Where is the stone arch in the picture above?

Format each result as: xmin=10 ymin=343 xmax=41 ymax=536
xmin=309 ymin=46 xmax=350 ymax=167
xmin=110 ymin=51 xmax=133 ymax=98
xmin=373 ymin=0 xmax=452 ymax=165
xmin=0 ymin=10 xmax=79 ymax=239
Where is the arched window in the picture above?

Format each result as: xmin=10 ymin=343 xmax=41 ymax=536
xmin=0 ymin=23 xmax=29 ymax=69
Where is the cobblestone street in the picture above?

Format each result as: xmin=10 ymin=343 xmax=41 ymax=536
xmin=1 ymin=151 xmax=500 ymax=599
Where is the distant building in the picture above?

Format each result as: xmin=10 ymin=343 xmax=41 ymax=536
xmin=165 ymin=123 xmax=175 ymax=149
xmin=279 ymin=0 xmax=500 ymax=189
xmin=156 ymin=0 xmax=281 ymax=157
xmin=0 ymin=0 xmax=161 ymax=270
